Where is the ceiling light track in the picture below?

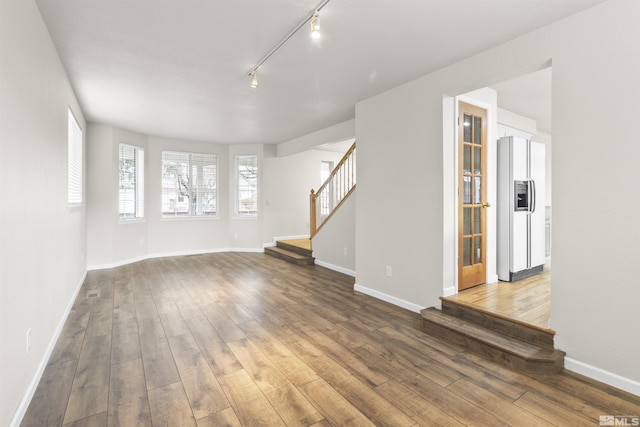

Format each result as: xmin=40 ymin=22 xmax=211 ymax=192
xmin=247 ymin=0 xmax=330 ymax=88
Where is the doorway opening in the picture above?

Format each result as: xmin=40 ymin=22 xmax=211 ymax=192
xmin=445 ymin=67 xmax=552 ymax=330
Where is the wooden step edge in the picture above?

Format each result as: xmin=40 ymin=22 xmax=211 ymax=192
xmin=421 ymin=308 xmax=565 ymax=363
xmin=440 ymin=296 xmax=556 ymax=336
xmin=275 ymin=241 xmax=313 ymax=257
xmin=265 ymin=247 xmax=315 ymax=264
xmin=266 ymin=246 xmax=313 ymax=259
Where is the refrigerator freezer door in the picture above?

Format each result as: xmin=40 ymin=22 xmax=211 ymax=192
xmin=511 ymin=211 xmax=528 ymax=272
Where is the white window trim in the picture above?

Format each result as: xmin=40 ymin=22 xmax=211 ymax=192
xmin=161 ymin=150 xmax=219 ymax=219
xmin=234 ymin=154 xmax=258 ymax=218
xmin=67 ymin=107 xmax=83 ymax=209
xmin=119 ymin=142 xmax=145 ymax=221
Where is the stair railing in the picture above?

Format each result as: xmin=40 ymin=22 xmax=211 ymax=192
xmin=310 ymin=141 xmax=356 ymax=237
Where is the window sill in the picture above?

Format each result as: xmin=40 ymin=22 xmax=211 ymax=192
xmin=161 ymin=215 xmax=220 ymax=222
xmin=67 ymin=203 xmax=84 ymax=212
xmin=232 ymin=215 xmax=259 ymax=220
xmin=119 ymin=218 xmax=146 ymax=225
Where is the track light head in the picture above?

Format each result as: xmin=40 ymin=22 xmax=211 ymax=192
xmin=310 ymin=14 xmax=321 ymax=39
xmin=249 ymin=71 xmax=259 ymax=89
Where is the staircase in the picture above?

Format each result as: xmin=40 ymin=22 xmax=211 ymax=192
xmin=310 ymin=141 xmax=356 ymax=238
xmin=264 ymin=239 xmax=315 ymax=265
xmin=266 ymin=142 xmax=356 ymax=266
xmin=421 ymin=297 xmax=565 ymax=375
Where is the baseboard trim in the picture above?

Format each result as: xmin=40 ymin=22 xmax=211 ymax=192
xmin=443 ymin=286 xmax=457 ymax=297
xmin=88 ymin=247 xmax=264 ymax=271
xmin=315 ymin=260 xmax=355 ymax=277
xmin=228 ymin=247 xmax=264 ymax=253
xmin=564 ymin=357 xmax=640 ymax=397
xmin=10 ymin=269 xmax=87 ymax=427
xmin=353 ymin=283 xmax=424 ymax=313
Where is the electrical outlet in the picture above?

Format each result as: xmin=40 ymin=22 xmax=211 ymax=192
xmin=343 ymin=247 xmax=348 ymax=256
xmin=386 ymin=265 xmax=392 ymax=277
xmin=139 ymin=238 xmax=145 ymax=246
xmin=26 ymin=329 xmax=32 ymax=353
xmin=234 ymin=233 xmax=239 ymax=239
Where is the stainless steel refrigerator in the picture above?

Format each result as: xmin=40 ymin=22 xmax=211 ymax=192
xmin=497 ymin=136 xmax=545 ymax=281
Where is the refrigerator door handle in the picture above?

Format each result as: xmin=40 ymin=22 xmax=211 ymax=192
xmin=530 ymin=180 xmax=536 ymax=213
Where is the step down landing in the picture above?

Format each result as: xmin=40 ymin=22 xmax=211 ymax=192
xmin=265 ymin=239 xmax=314 ymax=265
xmin=421 ymin=301 xmax=565 ymax=375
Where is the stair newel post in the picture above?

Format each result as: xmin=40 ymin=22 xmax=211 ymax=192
xmin=309 ymin=189 xmax=317 ymax=237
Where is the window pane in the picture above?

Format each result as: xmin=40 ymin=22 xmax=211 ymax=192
xmin=236 ymin=155 xmax=258 ymax=215
xmin=191 ymin=153 xmax=217 ymax=216
xmin=162 ymin=152 xmax=190 ymax=216
xmin=474 ymin=146 xmax=481 ymax=174
xmin=474 ymin=236 xmax=482 ymax=264
xmin=162 ymin=151 xmax=217 ymax=217
xmin=119 ymin=144 xmax=136 ymax=218
xmin=463 ymin=238 xmax=471 ymax=266
xmin=463 ymin=176 xmax=471 ymax=204
xmin=473 ymin=176 xmax=481 ymax=204
xmin=463 ymin=145 xmax=471 ymax=174
xmin=463 ymin=208 xmax=471 ymax=235
xmin=463 ymin=114 xmax=471 ymax=143
xmin=137 ymin=149 xmax=145 ymax=218
xmin=120 ymin=144 xmax=144 ymax=219
xmin=473 ymin=116 xmax=482 ymax=145
xmin=68 ymin=109 xmax=82 ymax=206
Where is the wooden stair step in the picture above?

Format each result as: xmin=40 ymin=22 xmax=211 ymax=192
xmin=421 ymin=307 xmax=565 ymax=375
xmin=264 ymin=246 xmax=314 ymax=265
xmin=275 ymin=240 xmax=313 ymax=257
xmin=440 ymin=298 xmax=555 ymax=349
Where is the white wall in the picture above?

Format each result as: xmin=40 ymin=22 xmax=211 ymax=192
xmin=148 ymin=136 xmax=231 ymax=255
xmin=355 ymin=0 xmax=640 ymax=393
xmin=312 ymin=191 xmax=356 ymax=275
xmin=87 ymin=125 xmax=150 ymax=266
xmin=263 ymin=148 xmax=345 ymax=243
xmin=228 ymin=144 xmax=264 ymax=250
xmin=277 ymin=119 xmax=355 ymax=157
xmin=0 ymin=1 xmax=87 ymax=425
xmin=87 ymin=127 xmax=350 ymax=266
xmin=87 ymin=128 xmax=239 ymax=268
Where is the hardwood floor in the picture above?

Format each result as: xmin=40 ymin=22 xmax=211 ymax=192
xmin=22 ymin=253 xmax=639 ymax=426
xmin=447 ymin=266 xmax=551 ymax=330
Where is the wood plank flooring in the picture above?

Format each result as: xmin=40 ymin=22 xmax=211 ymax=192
xmin=447 ymin=267 xmax=551 ymax=330
xmin=21 ymin=253 xmax=639 ymax=426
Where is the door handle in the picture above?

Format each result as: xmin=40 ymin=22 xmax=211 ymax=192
xmin=482 ymin=202 xmax=491 ymax=208
xmin=530 ymin=180 xmax=536 ymax=213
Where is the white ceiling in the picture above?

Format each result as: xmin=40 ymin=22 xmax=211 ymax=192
xmin=36 ymin=0 xmax=600 ymax=145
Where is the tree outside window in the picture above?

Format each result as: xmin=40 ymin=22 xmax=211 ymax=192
xmin=119 ymin=143 xmax=144 ymax=219
xmin=162 ymin=151 xmax=217 ymax=217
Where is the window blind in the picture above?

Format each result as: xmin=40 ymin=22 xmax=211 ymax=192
xmin=119 ymin=143 xmax=144 ymax=219
xmin=67 ymin=108 xmax=82 ymax=207
xmin=235 ymin=155 xmax=258 ymax=216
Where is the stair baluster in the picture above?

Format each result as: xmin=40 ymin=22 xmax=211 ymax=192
xmin=310 ymin=141 xmax=356 ymax=238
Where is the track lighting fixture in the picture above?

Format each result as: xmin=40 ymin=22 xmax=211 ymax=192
xmin=310 ymin=14 xmax=321 ymax=39
xmin=249 ymin=71 xmax=259 ymax=89
xmin=246 ymin=0 xmax=330 ymax=88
